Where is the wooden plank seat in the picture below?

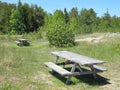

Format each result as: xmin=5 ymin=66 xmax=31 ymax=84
xmin=93 ymin=65 xmax=107 ymax=72
xmin=44 ymin=62 xmax=72 ymax=76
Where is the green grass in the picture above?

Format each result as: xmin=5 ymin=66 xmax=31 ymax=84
xmin=0 ymin=34 xmax=120 ymax=90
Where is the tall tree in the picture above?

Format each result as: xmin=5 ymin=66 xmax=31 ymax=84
xmin=9 ymin=0 xmax=25 ymax=34
xmin=0 ymin=1 xmax=15 ymax=33
xmin=102 ymin=9 xmax=111 ymax=31
xmin=44 ymin=13 xmax=53 ymax=30
xmin=69 ymin=8 xmax=78 ymax=19
xmin=64 ymin=8 xmax=69 ymax=24
xmin=22 ymin=3 xmax=33 ymax=33
xmin=53 ymin=10 xmax=65 ymax=24
xmin=69 ymin=8 xmax=79 ymax=34
xmin=79 ymin=8 xmax=97 ymax=33
xmin=31 ymin=5 xmax=45 ymax=32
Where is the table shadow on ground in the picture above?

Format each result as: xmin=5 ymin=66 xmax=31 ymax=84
xmin=49 ymin=67 xmax=110 ymax=85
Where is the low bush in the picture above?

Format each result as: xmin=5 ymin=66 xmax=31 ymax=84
xmin=46 ymin=23 xmax=75 ymax=47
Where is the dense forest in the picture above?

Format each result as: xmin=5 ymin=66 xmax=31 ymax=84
xmin=0 ymin=0 xmax=120 ymax=35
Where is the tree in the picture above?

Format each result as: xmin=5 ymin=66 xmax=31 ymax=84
xmin=44 ymin=13 xmax=53 ymax=30
xmin=0 ymin=1 xmax=15 ymax=34
xmin=101 ymin=9 xmax=111 ymax=32
xmin=31 ymin=5 xmax=45 ymax=32
xmin=69 ymin=8 xmax=79 ymax=34
xmin=79 ymin=8 xmax=97 ymax=33
xmin=64 ymin=8 xmax=69 ymax=24
xmin=22 ymin=3 xmax=32 ymax=33
xmin=69 ymin=8 xmax=78 ymax=19
xmin=45 ymin=9 xmax=66 ymax=34
xmin=9 ymin=0 xmax=25 ymax=34
xmin=9 ymin=0 xmax=45 ymax=34
xmin=46 ymin=10 xmax=76 ymax=47
xmin=52 ymin=10 xmax=65 ymax=24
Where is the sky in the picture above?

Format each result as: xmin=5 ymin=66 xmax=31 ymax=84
xmin=1 ymin=0 xmax=120 ymax=17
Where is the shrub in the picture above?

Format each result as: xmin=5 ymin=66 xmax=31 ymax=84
xmin=23 ymin=31 xmax=42 ymax=40
xmin=46 ymin=23 xmax=75 ymax=47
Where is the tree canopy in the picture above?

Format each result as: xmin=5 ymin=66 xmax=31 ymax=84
xmin=0 ymin=1 xmax=120 ymax=35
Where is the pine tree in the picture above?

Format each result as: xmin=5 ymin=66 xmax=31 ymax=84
xmin=9 ymin=0 xmax=25 ymax=34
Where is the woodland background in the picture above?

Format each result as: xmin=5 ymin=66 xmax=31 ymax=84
xmin=0 ymin=0 xmax=120 ymax=35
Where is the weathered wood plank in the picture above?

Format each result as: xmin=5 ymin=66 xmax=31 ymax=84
xmin=93 ymin=65 xmax=107 ymax=72
xmin=56 ymin=61 xmax=74 ymax=65
xmin=51 ymin=51 xmax=104 ymax=65
xmin=44 ymin=62 xmax=72 ymax=76
xmin=72 ymin=69 xmax=105 ymax=76
xmin=72 ymin=71 xmax=95 ymax=76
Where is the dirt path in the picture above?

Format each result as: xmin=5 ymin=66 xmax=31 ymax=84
xmin=75 ymin=33 xmax=120 ymax=43
xmin=75 ymin=36 xmax=104 ymax=43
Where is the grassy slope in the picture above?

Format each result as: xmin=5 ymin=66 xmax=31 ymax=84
xmin=0 ymin=34 xmax=120 ymax=90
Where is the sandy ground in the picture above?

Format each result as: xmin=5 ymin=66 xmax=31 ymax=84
xmin=75 ymin=36 xmax=104 ymax=43
xmin=75 ymin=33 xmax=120 ymax=43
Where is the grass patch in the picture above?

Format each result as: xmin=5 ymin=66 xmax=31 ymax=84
xmin=0 ymin=34 xmax=120 ymax=90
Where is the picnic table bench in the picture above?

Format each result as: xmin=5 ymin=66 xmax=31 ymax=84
xmin=45 ymin=62 xmax=72 ymax=76
xmin=44 ymin=51 xmax=107 ymax=84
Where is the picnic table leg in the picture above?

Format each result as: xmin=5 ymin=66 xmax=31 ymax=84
xmin=55 ymin=56 xmax=59 ymax=64
xmin=52 ymin=56 xmax=59 ymax=73
xmin=77 ymin=64 xmax=83 ymax=72
xmin=66 ymin=64 xmax=76 ymax=84
xmin=90 ymin=65 xmax=97 ymax=79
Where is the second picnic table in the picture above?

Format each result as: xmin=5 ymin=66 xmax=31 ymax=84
xmin=45 ymin=51 xmax=106 ymax=84
xmin=16 ymin=39 xmax=30 ymax=46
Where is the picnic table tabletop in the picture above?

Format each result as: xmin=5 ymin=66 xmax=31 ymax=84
xmin=51 ymin=51 xmax=105 ymax=65
xmin=18 ymin=39 xmax=28 ymax=41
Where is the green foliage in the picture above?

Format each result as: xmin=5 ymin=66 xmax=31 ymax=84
xmin=69 ymin=8 xmax=80 ymax=34
xmin=23 ymin=31 xmax=42 ymax=40
xmin=0 ymin=2 xmax=15 ymax=34
xmin=64 ymin=8 xmax=69 ymax=24
xmin=45 ymin=9 xmax=76 ymax=47
xmin=103 ymin=9 xmax=111 ymax=28
xmin=31 ymin=5 xmax=45 ymax=32
xmin=69 ymin=7 xmax=78 ymax=19
xmin=53 ymin=10 xmax=65 ymax=24
xmin=79 ymin=8 xmax=97 ymax=33
xmin=69 ymin=18 xmax=80 ymax=34
xmin=46 ymin=23 xmax=75 ymax=47
xmin=9 ymin=29 xmax=16 ymax=35
xmin=0 ymin=1 xmax=45 ymax=34
xmin=9 ymin=1 xmax=26 ymax=35
xmin=1 ymin=1 xmax=120 ymax=35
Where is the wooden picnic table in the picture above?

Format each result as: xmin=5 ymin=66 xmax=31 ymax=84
xmin=16 ymin=39 xmax=30 ymax=46
xmin=45 ymin=51 xmax=106 ymax=84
